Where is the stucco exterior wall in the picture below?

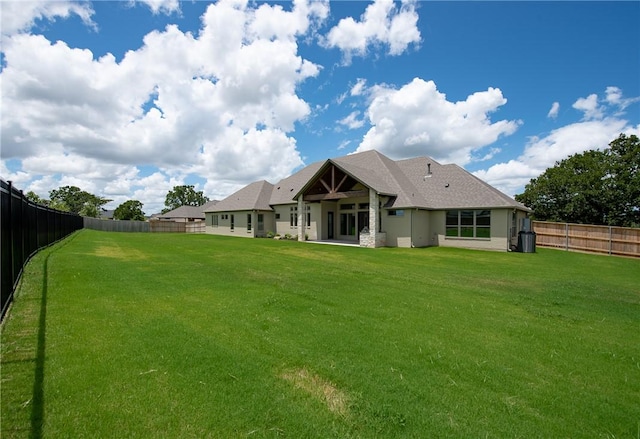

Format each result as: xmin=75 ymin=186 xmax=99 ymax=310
xmin=380 ymin=209 xmax=432 ymax=248
xmin=206 ymin=211 xmax=265 ymax=238
xmin=260 ymin=212 xmax=275 ymax=238
xmin=383 ymin=210 xmax=412 ymax=247
xmin=411 ymin=209 xmax=431 ymax=247
xmin=272 ymin=205 xmax=296 ymax=237
xmin=306 ymin=203 xmax=321 ymax=240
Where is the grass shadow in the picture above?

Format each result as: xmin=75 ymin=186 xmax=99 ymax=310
xmin=29 ymin=250 xmax=49 ymax=439
xmin=27 ymin=232 xmax=79 ymax=439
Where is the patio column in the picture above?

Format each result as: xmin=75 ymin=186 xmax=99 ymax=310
xmin=369 ymin=189 xmax=378 ymax=240
xmin=297 ymin=196 xmax=305 ymax=242
xmin=366 ymin=189 xmax=386 ymax=247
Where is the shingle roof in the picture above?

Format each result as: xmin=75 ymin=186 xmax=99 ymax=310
xmin=159 ymin=205 xmax=207 ymax=219
xmin=269 ymin=161 xmax=324 ymax=205
xmin=158 ymin=200 xmax=219 ymax=219
xmin=206 ymin=180 xmax=274 ymax=212
xmin=200 ymin=200 xmax=219 ymax=211
xmin=396 ymin=157 xmax=529 ymax=210
xmin=210 ymin=150 xmax=529 ymax=213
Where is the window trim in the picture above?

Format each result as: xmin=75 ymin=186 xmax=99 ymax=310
xmin=445 ymin=209 xmax=491 ymax=239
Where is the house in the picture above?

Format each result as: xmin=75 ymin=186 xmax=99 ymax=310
xmin=99 ymin=209 xmax=115 ymax=220
xmin=153 ymin=200 xmax=219 ymax=223
xmin=204 ymin=150 xmax=531 ymax=251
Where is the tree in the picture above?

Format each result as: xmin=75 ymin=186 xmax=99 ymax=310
xmin=49 ymin=186 xmax=111 ymax=218
xmin=113 ymin=200 xmax=146 ymax=221
xmin=603 ymin=134 xmax=640 ymax=227
xmin=26 ymin=191 xmax=46 ymax=205
xmin=515 ymin=134 xmax=640 ymax=227
xmin=163 ymin=185 xmax=209 ymax=213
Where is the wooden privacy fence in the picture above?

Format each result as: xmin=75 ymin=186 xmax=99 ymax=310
xmin=84 ymin=218 xmax=205 ymax=233
xmin=149 ymin=221 xmax=206 ymax=233
xmin=533 ymin=221 xmax=640 ymax=258
xmin=84 ymin=217 xmax=150 ymax=232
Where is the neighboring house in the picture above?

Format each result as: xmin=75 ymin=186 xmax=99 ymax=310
xmin=99 ymin=209 xmax=115 ymax=220
xmin=154 ymin=200 xmax=219 ymax=223
xmin=204 ymin=150 xmax=531 ymax=251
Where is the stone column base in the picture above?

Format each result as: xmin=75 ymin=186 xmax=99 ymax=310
xmin=359 ymin=231 xmax=387 ymax=248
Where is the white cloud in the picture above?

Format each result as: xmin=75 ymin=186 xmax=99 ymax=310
xmin=474 ymin=147 xmax=501 ymax=162
xmin=475 ymin=87 xmax=639 ymax=197
xmin=473 ymin=160 xmax=537 ymax=198
xmin=547 ymin=101 xmax=560 ymax=119
xmin=0 ymin=0 xmax=96 ymax=36
xmin=355 ymin=78 xmax=520 ymax=165
xmin=605 ymin=85 xmax=640 ymax=112
xmin=338 ymin=111 xmax=365 ymax=130
xmin=605 ymin=86 xmax=622 ymax=105
xmin=323 ymin=0 xmax=420 ymax=63
xmin=133 ymin=0 xmax=181 ymax=15
xmin=1 ymin=0 xmax=330 ymax=210
xmin=351 ymin=78 xmax=367 ymax=96
xmin=573 ymin=93 xmax=604 ymax=120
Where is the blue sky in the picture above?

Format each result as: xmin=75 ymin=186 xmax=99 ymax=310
xmin=1 ymin=0 xmax=638 ymax=214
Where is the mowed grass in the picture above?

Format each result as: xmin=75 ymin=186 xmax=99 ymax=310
xmin=2 ymin=229 xmax=639 ymax=438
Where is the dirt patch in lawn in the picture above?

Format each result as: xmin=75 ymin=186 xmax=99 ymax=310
xmin=281 ymin=367 xmax=351 ymax=418
xmin=93 ymin=245 xmax=147 ymax=261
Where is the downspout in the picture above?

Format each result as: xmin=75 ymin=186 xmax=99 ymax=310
xmin=508 ymin=210 xmax=513 ymax=251
xmin=410 ymin=209 xmax=414 ymax=248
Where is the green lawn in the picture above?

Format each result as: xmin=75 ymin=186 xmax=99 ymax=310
xmin=2 ymin=229 xmax=639 ymax=438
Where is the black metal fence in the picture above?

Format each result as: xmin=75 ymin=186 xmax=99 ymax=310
xmin=1 ymin=180 xmax=83 ymax=320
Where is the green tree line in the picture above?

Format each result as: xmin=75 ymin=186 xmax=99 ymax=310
xmin=515 ymin=133 xmax=639 ymax=227
xmin=26 ymin=184 xmax=210 ymax=220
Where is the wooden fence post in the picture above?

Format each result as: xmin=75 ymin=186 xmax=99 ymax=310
xmin=608 ymin=226 xmax=612 ymax=256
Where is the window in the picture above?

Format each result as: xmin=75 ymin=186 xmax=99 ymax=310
xmin=275 ymin=213 xmax=280 ymax=220
xmin=476 ymin=210 xmax=491 ymax=238
xmin=446 ymin=210 xmax=491 ymax=238
xmin=306 ymin=205 xmax=311 ymax=229
xmin=212 ymin=215 xmax=218 ymax=226
xmin=247 ymin=213 xmax=252 ymax=231
xmin=340 ymin=213 xmax=356 ymax=235
xmin=258 ymin=214 xmax=264 ymax=232
xmin=230 ymin=214 xmax=234 ymax=231
xmin=388 ymin=210 xmax=404 ymax=216
xmin=290 ymin=206 xmax=298 ymax=227
xmin=340 ymin=203 xmax=355 ymax=210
